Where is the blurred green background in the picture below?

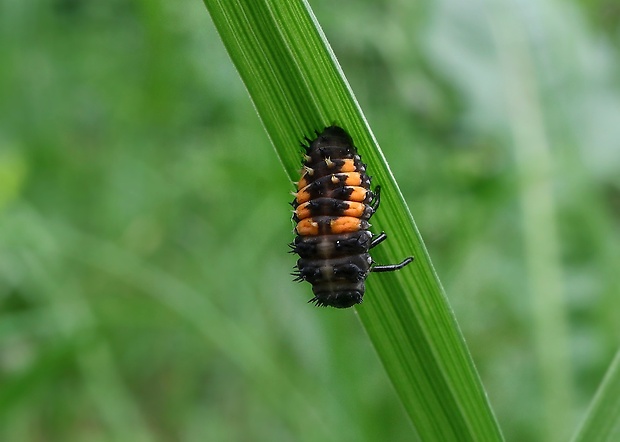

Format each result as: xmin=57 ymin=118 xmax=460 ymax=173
xmin=1 ymin=0 xmax=620 ymax=440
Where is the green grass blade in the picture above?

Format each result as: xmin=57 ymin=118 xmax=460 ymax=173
xmin=202 ymin=1 xmax=503 ymax=440
xmin=572 ymin=349 xmax=620 ymax=442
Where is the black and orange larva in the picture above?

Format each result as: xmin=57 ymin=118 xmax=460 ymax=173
xmin=290 ymin=126 xmax=413 ymax=308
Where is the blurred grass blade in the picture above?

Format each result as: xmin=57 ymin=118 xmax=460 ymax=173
xmin=572 ymin=349 xmax=620 ymax=442
xmin=486 ymin=4 xmax=573 ymax=439
xmin=202 ymin=0 xmax=503 ymax=440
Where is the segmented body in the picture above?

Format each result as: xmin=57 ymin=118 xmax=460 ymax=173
xmin=290 ymin=126 xmax=412 ymax=308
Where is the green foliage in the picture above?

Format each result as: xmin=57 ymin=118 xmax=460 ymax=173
xmin=1 ymin=0 xmax=620 ymax=441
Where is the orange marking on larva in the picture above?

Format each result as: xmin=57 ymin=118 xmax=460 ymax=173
xmin=296 ymin=218 xmax=320 ymax=235
xmin=295 ymin=203 xmax=312 ymax=220
xmin=347 ymin=186 xmax=369 ymax=202
xmin=329 ymin=216 xmax=363 ymax=234
xmin=296 ymin=189 xmax=311 ymax=204
xmin=342 ymin=172 xmax=362 ymax=186
xmin=297 ymin=176 xmax=310 ymax=190
xmin=329 ymin=172 xmax=362 ymax=186
xmin=338 ymin=159 xmax=357 ymax=173
xmin=341 ymin=201 xmax=367 ymax=218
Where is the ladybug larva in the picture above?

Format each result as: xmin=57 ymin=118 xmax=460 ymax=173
xmin=290 ymin=125 xmax=413 ymax=308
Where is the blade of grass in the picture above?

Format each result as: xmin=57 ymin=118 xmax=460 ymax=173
xmin=202 ymin=1 xmax=503 ymax=440
xmin=486 ymin=3 xmax=573 ymax=440
xmin=572 ymin=349 xmax=620 ymax=442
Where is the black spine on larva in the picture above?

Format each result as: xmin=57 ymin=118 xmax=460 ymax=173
xmin=290 ymin=126 xmax=413 ymax=308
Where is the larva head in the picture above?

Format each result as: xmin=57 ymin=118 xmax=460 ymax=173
xmin=306 ymin=126 xmax=358 ymax=164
